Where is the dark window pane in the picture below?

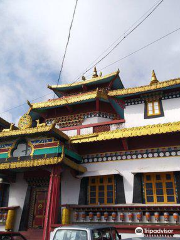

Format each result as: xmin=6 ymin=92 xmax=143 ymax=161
xmin=90 ymin=186 xmax=96 ymax=191
xmin=107 ymin=191 xmax=113 ymax=197
xmin=147 ymin=196 xmax=154 ymax=202
xmin=99 ymin=186 xmax=104 ymax=191
xmin=166 ymin=182 xmax=173 ymax=188
xmin=167 ymin=196 xmax=175 ymax=202
xmin=99 ymin=178 xmax=103 ymax=184
xmin=91 ymin=178 xmax=95 ymax=184
xmin=156 ymin=175 xmax=161 ymax=180
xmin=146 ymin=189 xmax=153 ymax=195
xmin=108 ymin=177 xmax=112 ymax=183
xmin=98 ymin=192 xmax=104 ymax=197
xmin=166 ymin=189 xmax=174 ymax=195
xmin=107 ymin=185 xmax=113 ymax=191
xmin=90 ymin=198 xmax=96 ymax=204
xmin=107 ymin=198 xmax=113 ymax=203
xmin=98 ymin=198 xmax=104 ymax=204
xmin=156 ymin=182 xmax=163 ymax=188
xmin=146 ymin=183 xmax=152 ymax=188
xmin=146 ymin=175 xmax=151 ymax=181
xmin=90 ymin=192 xmax=96 ymax=197
xmin=156 ymin=189 xmax=163 ymax=195
xmin=166 ymin=174 xmax=171 ymax=180
xmin=157 ymin=196 xmax=164 ymax=202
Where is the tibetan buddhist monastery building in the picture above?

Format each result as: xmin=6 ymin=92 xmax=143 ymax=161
xmin=0 ymin=68 xmax=180 ymax=239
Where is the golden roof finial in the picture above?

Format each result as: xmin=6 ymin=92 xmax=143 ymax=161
xmin=150 ymin=70 xmax=159 ymax=85
xmin=92 ymin=67 xmax=98 ymax=78
xmin=82 ymin=76 xmax=86 ymax=81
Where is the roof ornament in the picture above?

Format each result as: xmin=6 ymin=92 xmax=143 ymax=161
xmin=82 ymin=76 xmax=86 ymax=81
xmin=18 ymin=114 xmax=32 ymax=129
xmin=150 ymin=70 xmax=159 ymax=85
xmin=36 ymin=119 xmax=47 ymax=128
xmin=92 ymin=67 xmax=98 ymax=78
xmin=2 ymin=123 xmax=15 ymax=132
xmin=99 ymin=72 xmax=102 ymax=77
xmin=27 ymin=100 xmax=32 ymax=108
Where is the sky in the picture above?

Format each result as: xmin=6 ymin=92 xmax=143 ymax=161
xmin=0 ymin=0 xmax=180 ymax=124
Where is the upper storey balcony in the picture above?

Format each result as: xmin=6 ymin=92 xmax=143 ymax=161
xmin=46 ymin=112 xmax=125 ymax=137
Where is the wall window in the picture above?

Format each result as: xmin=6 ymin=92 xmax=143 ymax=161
xmin=89 ymin=175 xmax=115 ymax=205
xmin=144 ymin=99 xmax=164 ymax=119
xmin=147 ymin=100 xmax=161 ymax=116
xmin=144 ymin=172 xmax=176 ymax=204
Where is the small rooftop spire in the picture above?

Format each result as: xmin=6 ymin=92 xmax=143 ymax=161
xmin=92 ymin=67 xmax=98 ymax=78
xmin=150 ymin=70 xmax=159 ymax=85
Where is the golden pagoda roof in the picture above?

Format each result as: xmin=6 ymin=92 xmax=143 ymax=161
xmin=48 ymin=70 xmax=119 ymax=89
xmin=0 ymin=123 xmax=69 ymax=141
xmin=109 ymin=78 xmax=180 ymax=97
xmin=30 ymin=89 xmax=108 ymax=110
xmin=28 ymin=75 xmax=180 ymax=111
xmin=70 ymin=121 xmax=180 ymax=143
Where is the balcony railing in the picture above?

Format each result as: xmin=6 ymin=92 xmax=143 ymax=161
xmin=60 ymin=120 xmax=125 ymax=137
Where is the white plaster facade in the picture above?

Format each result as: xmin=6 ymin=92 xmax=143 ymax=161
xmin=125 ymin=98 xmax=180 ymax=128
xmin=82 ymin=117 xmax=111 ymax=125
xmin=61 ymin=156 xmax=180 ymax=205
xmin=8 ymin=173 xmax=28 ymax=231
xmin=61 ymin=168 xmax=81 ymax=205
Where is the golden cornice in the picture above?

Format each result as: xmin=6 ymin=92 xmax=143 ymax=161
xmin=70 ymin=121 xmax=180 ymax=144
xmin=48 ymin=70 xmax=119 ymax=89
xmin=0 ymin=124 xmax=69 ymax=141
xmin=31 ymin=89 xmax=108 ymax=110
xmin=0 ymin=156 xmax=86 ymax=172
xmin=0 ymin=125 xmax=53 ymax=138
xmin=0 ymin=157 xmax=63 ymax=170
xmin=109 ymin=78 xmax=180 ymax=97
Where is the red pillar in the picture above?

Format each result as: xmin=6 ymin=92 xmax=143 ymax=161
xmin=43 ymin=165 xmax=62 ymax=240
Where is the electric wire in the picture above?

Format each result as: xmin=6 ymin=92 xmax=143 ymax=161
xmin=1 ymin=27 xmax=180 ymax=116
xmin=73 ymin=0 xmax=164 ymax=82
xmin=70 ymin=0 xmax=164 ymax=85
xmin=56 ymin=0 xmax=78 ymax=86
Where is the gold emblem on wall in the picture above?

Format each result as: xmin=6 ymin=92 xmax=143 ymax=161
xmin=18 ymin=114 xmax=32 ymax=129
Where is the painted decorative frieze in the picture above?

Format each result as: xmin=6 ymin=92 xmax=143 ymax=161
xmin=82 ymin=146 xmax=180 ymax=163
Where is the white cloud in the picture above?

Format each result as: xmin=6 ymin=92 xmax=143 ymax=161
xmin=0 ymin=0 xmax=180 ymax=123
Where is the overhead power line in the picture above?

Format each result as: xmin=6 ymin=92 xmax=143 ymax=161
xmin=56 ymin=0 xmax=78 ymax=86
xmin=73 ymin=0 xmax=164 ymax=82
xmin=1 ymin=26 xmax=180 ymax=116
xmin=71 ymin=0 xmax=164 ymax=85
xmin=99 ymin=27 xmax=180 ymax=72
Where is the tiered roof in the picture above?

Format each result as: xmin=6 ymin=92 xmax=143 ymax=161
xmin=48 ymin=69 xmax=124 ymax=97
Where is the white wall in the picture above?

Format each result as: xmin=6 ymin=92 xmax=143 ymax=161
xmin=8 ymin=173 xmax=28 ymax=231
xmin=61 ymin=156 xmax=180 ymax=205
xmin=61 ymin=168 xmax=81 ymax=205
xmin=125 ymin=98 xmax=180 ymax=128
xmin=82 ymin=117 xmax=111 ymax=125
xmin=80 ymin=156 xmax=180 ymax=204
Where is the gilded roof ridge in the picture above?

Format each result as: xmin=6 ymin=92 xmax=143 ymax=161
xmin=70 ymin=121 xmax=180 ymax=143
xmin=29 ymin=77 xmax=180 ymax=110
xmin=109 ymin=77 xmax=180 ymax=96
xmin=31 ymin=89 xmax=108 ymax=109
xmin=48 ymin=70 xmax=119 ymax=89
xmin=0 ymin=123 xmax=69 ymax=140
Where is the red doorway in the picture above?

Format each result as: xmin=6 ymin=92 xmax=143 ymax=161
xmin=28 ymin=187 xmax=48 ymax=229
